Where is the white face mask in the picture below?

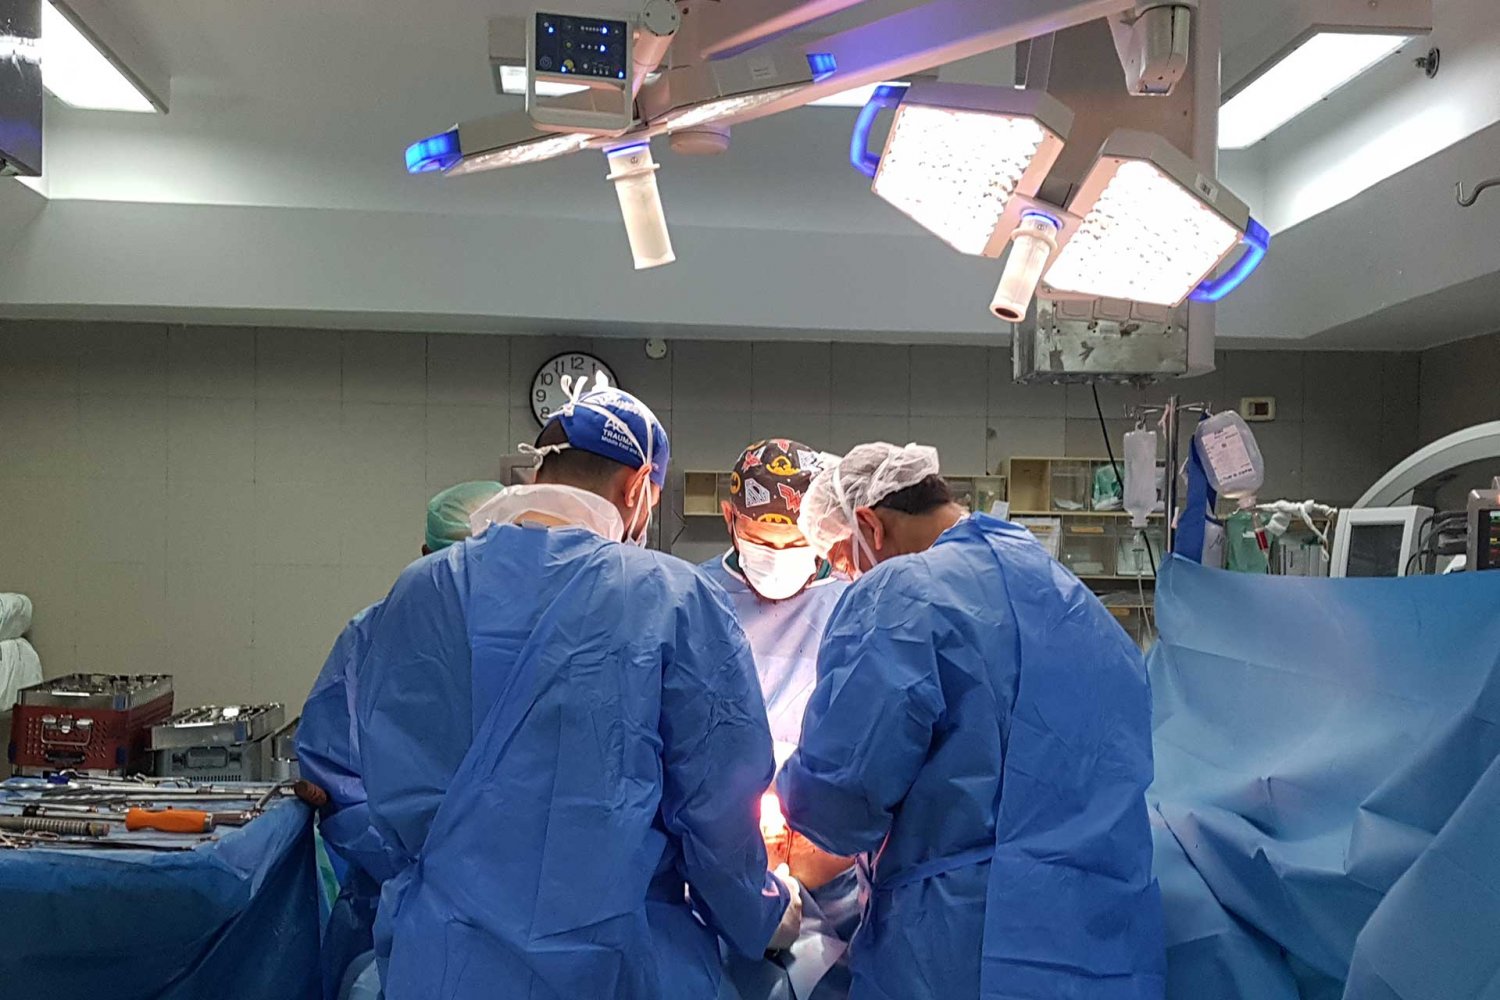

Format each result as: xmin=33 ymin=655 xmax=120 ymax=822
xmin=738 ymin=541 xmax=818 ymax=601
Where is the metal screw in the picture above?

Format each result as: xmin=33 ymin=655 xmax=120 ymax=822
xmin=1415 ymin=48 xmax=1441 ymax=78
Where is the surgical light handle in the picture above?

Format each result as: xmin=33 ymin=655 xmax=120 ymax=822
xmin=991 ymin=212 xmax=1060 ymax=322
xmin=1190 ymin=217 xmax=1269 ymax=303
xmin=849 ymin=84 xmax=909 ymax=179
xmin=606 ymin=144 xmax=676 ymax=269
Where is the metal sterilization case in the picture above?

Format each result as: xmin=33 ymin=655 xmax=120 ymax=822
xmin=150 ymin=705 xmax=286 ymax=750
xmin=150 ymin=704 xmax=285 ymax=782
xmin=269 ymin=716 xmax=300 ymax=781
xmin=11 ymin=674 xmax=175 ymax=777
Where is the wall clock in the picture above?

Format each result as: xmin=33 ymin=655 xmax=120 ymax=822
xmin=532 ymin=351 xmax=618 ymax=425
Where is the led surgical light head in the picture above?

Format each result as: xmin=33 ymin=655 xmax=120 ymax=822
xmin=860 ymin=84 xmax=1073 ymax=258
xmin=1041 ymin=130 xmax=1255 ymax=308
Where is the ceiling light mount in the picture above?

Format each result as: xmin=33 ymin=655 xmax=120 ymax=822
xmin=1414 ymin=46 xmax=1439 ymax=78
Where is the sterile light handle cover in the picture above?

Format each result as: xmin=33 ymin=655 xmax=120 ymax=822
xmin=991 ymin=212 xmax=1060 ymax=322
xmin=605 ymin=144 xmax=676 ymax=269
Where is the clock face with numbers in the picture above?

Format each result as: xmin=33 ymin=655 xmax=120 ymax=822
xmin=531 ymin=352 xmax=619 ymax=426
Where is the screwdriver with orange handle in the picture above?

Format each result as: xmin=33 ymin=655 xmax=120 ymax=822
xmin=24 ymin=805 xmax=216 ymax=833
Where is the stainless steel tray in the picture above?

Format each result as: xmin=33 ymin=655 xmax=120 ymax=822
xmin=150 ymin=704 xmax=286 ymax=750
xmin=17 ymin=674 xmax=174 ymax=711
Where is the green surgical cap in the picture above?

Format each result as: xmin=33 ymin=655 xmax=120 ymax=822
xmin=426 ymin=481 xmax=502 ymax=552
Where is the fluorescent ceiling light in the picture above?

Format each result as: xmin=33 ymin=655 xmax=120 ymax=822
xmin=1044 ymin=154 xmax=1243 ymax=307
xmin=1219 ymin=32 xmax=1410 ymax=149
xmin=498 ymin=64 xmax=586 ymax=98
xmin=40 ymin=2 xmax=156 ymax=113
xmin=808 ymin=82 xmax=908 ymax=108
xmin=868 ymin=85 xmax=1071 ymax=257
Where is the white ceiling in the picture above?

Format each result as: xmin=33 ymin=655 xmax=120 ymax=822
xmin=3 ymin=0 xmax=1499 ymax=350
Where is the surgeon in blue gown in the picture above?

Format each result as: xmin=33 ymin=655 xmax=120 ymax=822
xmin=347 ymin=376 xmax=800 ymax=1000
xmin=778 ymin=442 xmax=1165 ymax=1000
xmin=699 ymin=439 xmax=846 ymax=746
xmin=297 ymin=480 xmax=500 ymax=1000
xmin=700 ymin=439 xmax=858 ymax=1000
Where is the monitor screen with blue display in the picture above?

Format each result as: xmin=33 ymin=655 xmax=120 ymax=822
xmin=534 ymin=13 xmax=629 ymax=82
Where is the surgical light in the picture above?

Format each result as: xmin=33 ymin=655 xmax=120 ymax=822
xmin=406 ymin=115 xmax=593 ymax=177
xmin=1219 ymin=32 xmax=1410 ymax=150
xmin=862 ymin=84 xmax=1072 ymax=257
xmin=1042 ymin=131 xmax=1253 ymax=308
xmin=664 ymin=85 xmax=806 ymax=132
xmin=642 ymin=44 xmax=819 ymax=133
xmin=40 ymin=1 xmax=157 ymax=113
xmin=808 ymin=81 xmax=909 ymax=108
xmin=605 ymin=143 xmax=675 ymax=269
xmin=447 ymin=130 xmax=591 ymax=174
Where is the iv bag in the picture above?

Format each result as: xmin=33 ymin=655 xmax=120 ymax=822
xmin=1124 ymin=429 xmax=1159 ymax=528
xmin=1194 ymin=410 xmax=1265 ymax=505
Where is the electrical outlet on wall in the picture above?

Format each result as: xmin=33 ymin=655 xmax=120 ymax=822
xmin=1240 ymin=396 xmax=1276 ymax=422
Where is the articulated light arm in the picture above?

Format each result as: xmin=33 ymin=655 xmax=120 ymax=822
xmin=690 ymin=0 xmax=1132 ymax=128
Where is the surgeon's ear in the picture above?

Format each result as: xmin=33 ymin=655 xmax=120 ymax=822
xmin=855 ymin=506 xmax=885 ymax=552
xmin=629 ymin=467 xmax=657 ymax=511
xmin=722 ymin=500 xmax=737 ymax=534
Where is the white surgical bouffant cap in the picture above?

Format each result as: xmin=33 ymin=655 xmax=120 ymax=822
xmin=797 ymin=442 xmax=941 ymax=557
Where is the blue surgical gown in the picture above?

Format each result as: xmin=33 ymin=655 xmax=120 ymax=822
xmin=701 ymin=552 xmax=856 ymax=1000
xmin=777 ymin=514 xmax=1165 ymax=1000
xmin=298 ymin=601 xmax=397 ymax=1000
xmin=353 ymin=523 xmax=791 ymax=1000
xmin=699 ymin=552 xmax=848 ymax=744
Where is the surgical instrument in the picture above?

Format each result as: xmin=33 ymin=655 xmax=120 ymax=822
xmin=0 ymin=815 xmax=112 ymax=837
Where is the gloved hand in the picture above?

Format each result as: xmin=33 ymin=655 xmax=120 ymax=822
xmin=767 ymin=869 xmax=803 ymax=952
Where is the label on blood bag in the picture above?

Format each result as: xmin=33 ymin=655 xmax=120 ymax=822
xmin=1200 ymin=425 xmax=1255 ymax=484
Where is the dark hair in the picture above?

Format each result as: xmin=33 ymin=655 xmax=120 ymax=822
xmin=533 ymin=421 xmax=633 ymax=490
xmin=874 ymin=474 xmax=954 ymax=515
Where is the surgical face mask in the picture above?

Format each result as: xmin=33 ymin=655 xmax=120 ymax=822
xmin=738 ymin=540 xmax=818 ymax=600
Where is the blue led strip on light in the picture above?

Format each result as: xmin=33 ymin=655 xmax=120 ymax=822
xmin=806 ymin=52 xmax=838 ymax=81
xmin=1190 ymin=218 xmax=1271 ymax=303
xmin=848 ymin=83 xmax=909 ymax=179
xmin=405 ymin=129 xmax=462 ymax=174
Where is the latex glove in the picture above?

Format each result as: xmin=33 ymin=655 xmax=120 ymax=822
xmin=767 ymin=869 xmax=803 ymax=952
